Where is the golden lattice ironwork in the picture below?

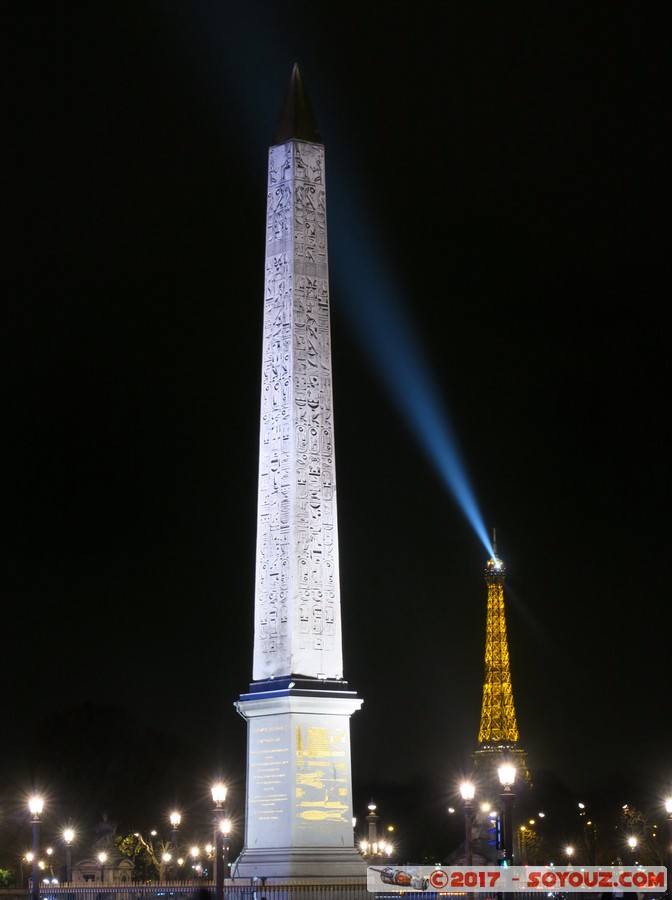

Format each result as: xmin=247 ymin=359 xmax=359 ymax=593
xmin=477 ymin=546 xmax=520 ymax=746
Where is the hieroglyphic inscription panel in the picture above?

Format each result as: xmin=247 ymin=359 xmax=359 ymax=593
xmin=253 ymin=140 xmax=343 ymax=681
xmin=245 ymin=714 xmax=355 ymax=848
xmin=294 ymin=721 xmax=351 ymax=842
xmin=247 ymin=720 xmax=291 ymax=845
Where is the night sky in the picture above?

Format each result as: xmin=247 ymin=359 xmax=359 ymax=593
xmin=4 ymin=0 xmax=671 ymax=842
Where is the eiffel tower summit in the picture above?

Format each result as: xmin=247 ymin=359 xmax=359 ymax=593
xmin=233 ymin=65 xmax=365 ymax=879
xmin=473 ymin=531 xmax=527 ymax=781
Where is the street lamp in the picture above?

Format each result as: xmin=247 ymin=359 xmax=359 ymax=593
xmin=28 ymin=796 xmax=44 ymax=900
xmin=664 ymin=799 xmax=672 ymax=898
xmin=189 ymin=846 xmax=200 ymax=879
xmin=211 ymin=783 xmax=228 ymax=900
xmin=498 ymin=764 xmax=516 ymax=867
xmin=97 ymin=851 xmax=107 ymax=884
xmin=361 ymin=801 xmax=380 ymax=859
xmin=63 ymin=829 xmax=75 ymax=883
xmin=460 ymin=782 xmax=475 ymax=866
xmin=627 ymin=836 xmax=638 ymax=865
xmin=367 ymin=801 xmax=379 ymax=842
xmin=359 ymin=802 xmax=394 ymax=861
xmin=170 ymin=812 xmax=181 ymax=881
xmin=221 ymin=818 xmax=232 ymax=880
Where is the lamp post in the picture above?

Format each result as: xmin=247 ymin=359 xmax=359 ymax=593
xmin=366 ymin=801 xmax=379 ymax=849
xmin=98 ymin=851 xmax=107 ymax=885
xmin=664 ymin=800 xmax=672 ymax=900
xmin=212 ymin=783 xmax=227 ymax=900
xmin=498 ymin=765 xmax=516 ymax=900
xmin=28 ymin=796 xmax=44 ymax=900
xmin=498 ymin=764 xmax=516 ymax=866
xmin=190 ymin=846 xmax=200 ymax=879
xmin=161 ymin=853 xmax=171 ymax=880
xmin=170 ymin=812 xmax=181 ymax=881
xmin=627 ymin=836 xmax=637 ymax=865
xmin=460 ymin=782 xmax=475 ymax=866
xmin=63 ymin=829 xmax=75 ymax=883
xmin=221 ymin=817 xmax=232 ymax=881
xmin=362 ymin=801 xmax=380 ymax=861
xmin=359 ymin=802 xmax=394 ymax=862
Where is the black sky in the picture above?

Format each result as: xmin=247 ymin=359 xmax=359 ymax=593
xmin=3 ymin=0 xmax=671 ymax=835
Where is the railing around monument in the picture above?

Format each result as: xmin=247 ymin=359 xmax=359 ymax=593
xmin=0 ymin=885 xmax=373 ymax=900
xmin=0 ymin=884 xmax=547 ymax=900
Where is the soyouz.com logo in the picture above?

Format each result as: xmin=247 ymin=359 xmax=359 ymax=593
xmin=366 ymin=865 xmax=667 ymax=893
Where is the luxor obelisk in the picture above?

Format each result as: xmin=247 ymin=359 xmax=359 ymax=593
xmin=233 ymin=65 xmax=365 ymax=879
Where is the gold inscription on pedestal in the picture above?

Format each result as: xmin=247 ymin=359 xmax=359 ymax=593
xmin=295 ymin=724 xmax=349 ymax=826
xmin=249 ymin=723 xmax=289 ymax=821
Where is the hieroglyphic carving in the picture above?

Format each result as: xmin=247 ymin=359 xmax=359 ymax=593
xmin=253 ymin=140 xmax=343 ymax=681
xmin=295 ymin=724 xmax=349 ymax=827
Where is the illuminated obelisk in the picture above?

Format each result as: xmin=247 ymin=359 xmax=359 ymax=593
xmin=233 ymin=65 xmax=365 ymax=879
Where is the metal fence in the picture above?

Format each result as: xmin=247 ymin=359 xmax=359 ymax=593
xmin=0 ymin=885 xmax=372 ymax=900
xmin=0 ymin=885 xmax=545 ymax=900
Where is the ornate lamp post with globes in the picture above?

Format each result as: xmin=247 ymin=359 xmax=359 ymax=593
xmin=358 ymin=801 xmax=394 ymax=862
xmin=28 ymin=796 xmax=44 ymax=900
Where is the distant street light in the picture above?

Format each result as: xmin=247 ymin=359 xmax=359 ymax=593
xmin=367 ymin=801 xmax=379 ymax=849
xmin=97 ymin=851 xmax=107 ymax=884
xmin=498 ymin=765 xmax=516 ymax=866
xmin=63 ymin=828 xmax=75 ymax=883
xmin=664 ymin=799 xmax=672 ymax=899
xmin=170 ymin=812 xmax=181 ymax=880
xmin=359 ymin=801 xmax=394 ymax=861
xmin=189 ymin=846 xmax=200 ymax=878
xmin=221 ymin=818 xmax=232 ymax=879
xmin=460 ymin=782 xmax=475 ymax=866
xmin=212 ymin=783 xmax=228 ymax=900
xmin=28 ymin=796 xmax=44 ymax=900
xmin=498 ymin=763 xmax=516 ymax=900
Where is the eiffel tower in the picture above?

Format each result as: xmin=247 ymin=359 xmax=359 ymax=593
xmin=472 ymin=531 xmax=527 ymax=783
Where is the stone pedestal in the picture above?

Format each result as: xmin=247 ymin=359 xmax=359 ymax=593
xmin=233 ymin=679 xmax=365 ymax=878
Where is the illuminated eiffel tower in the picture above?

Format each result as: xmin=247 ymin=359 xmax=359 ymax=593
xmin=473 ymin=531 xmax=527 ymax=781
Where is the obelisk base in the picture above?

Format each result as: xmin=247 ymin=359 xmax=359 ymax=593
xmin=233 ymin=679 xmax=365 ymax=879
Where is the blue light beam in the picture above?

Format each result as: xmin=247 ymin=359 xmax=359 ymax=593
xmin=329 ymin=190 xmax=495 ymax=561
